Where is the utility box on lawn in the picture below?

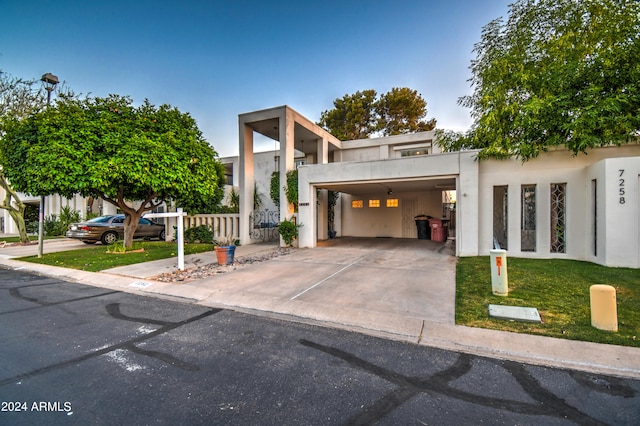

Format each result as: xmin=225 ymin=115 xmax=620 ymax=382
xmin=490 ymin=249 xmax=508 ymax=296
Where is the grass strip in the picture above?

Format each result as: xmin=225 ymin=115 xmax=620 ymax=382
xmin=19 ymin=242 xmax=216 ymax=272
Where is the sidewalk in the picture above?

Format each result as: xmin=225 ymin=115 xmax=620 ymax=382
xmin=1 ymin=238 xmax=639 ymax=379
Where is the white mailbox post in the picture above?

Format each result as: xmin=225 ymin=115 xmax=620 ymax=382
xmin=143 ymin=208 xmax=187 ymax=271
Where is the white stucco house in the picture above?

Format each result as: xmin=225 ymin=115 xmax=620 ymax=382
xmin=2 ymin=104 xmax=638 ymax=269
xmin=237 ymin=105 xmax=640 ymax=268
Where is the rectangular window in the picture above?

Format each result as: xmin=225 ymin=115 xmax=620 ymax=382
xmin=351 ymin=200 xmax=363 ymax=208
xmin=550 ymin=183 xmax=566 ymax=253
xmin=369 ymin=199 xmax=380 ymax=208
xmin=400 ymin=148 xmax=429 ymax=157
xmin=386 ymin=199 xmax=399 ymax=208
xmin=493 ymin=186 xmax=508 ymax=250
xmin=521 ymin=185 xmax=536 ymax=252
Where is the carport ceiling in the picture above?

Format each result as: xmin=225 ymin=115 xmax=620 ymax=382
xmin=318 ymin=178 xmax=456 ymax=195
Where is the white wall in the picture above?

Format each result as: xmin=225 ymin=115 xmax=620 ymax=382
xmin=598 ymin=157 xmax=640 ymax=267
xmin=477 ymin=145 xmax=640 ymax=267
xmin=340 ymin=191 xmax=443 ymax=238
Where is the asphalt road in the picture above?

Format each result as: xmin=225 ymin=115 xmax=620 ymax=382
xmin=1 ymin=269 xmax=639 ymax=425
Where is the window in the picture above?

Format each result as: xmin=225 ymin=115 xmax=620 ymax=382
xmin=493 ymin=186 xmax=508 ymax=249
xmin=400 ymin=148 xmax=429 ymax=157
xmin=393 ymin=141 xmax=432 ymax=158
xmin=550 ymin=183 xmax=566 ymax=253
xmin=351 ymin=200 xmax=363 ymax=208
xmin=521 ymin=185 xmax=536 ymax=252
xmin=386 ymin=199 xmax=399 ymax=208
xmin=369 ymin=199 xmax=380 ymax=208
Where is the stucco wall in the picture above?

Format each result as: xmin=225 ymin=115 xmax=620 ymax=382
xmin=477 ymin=145 xmax=640 ymax=267
xmin=340 ymin=190 xmax=443 ymax=238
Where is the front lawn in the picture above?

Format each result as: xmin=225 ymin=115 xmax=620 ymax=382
xmin=19 ymin=242 xmax=216 ymax=272
xmin=456 ymin=257 xmax=640 ymax=347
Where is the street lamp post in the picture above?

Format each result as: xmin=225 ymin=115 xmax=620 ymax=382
xmin=38 ymin=73 xmax=59 ymax=258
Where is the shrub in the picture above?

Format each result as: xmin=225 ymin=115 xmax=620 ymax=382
xmin=44 ymin=215 xmax=64 ymax=236
xmin=277 ymin=217 xmax=301 ymax=247
xmin=181 ymin=225 xmax=214 ymax=244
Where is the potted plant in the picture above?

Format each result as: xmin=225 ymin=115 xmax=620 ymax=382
xmin=214 ymin=235 xmax=236 ymax=265
xmin=277 ymin=217 xmax=300 ymax=247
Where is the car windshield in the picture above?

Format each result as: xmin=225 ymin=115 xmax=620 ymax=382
xmin=86 ymin=216 xmax=114 ymax=223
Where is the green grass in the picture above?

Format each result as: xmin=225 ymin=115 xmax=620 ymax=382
xmin=19 ymin=242 xmax=216 ymax=272
xmin=456 ymin=257 xmax=640 ymax=347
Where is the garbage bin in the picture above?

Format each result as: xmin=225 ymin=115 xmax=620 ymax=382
xmin=429 ymin=218 xmax=450 ymax=242
xmin=414 ymin=215 xmax=431 ymax=239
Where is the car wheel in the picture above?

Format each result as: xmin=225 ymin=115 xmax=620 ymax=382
xmin=159 ymin=229 xmax=166 ymax=241
xmin=101 ymin=232 xmax=119 ymax=245
xmin=82 ymin=241 xmax=97 ymax=245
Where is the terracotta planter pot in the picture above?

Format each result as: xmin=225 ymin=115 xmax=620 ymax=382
xmin=215 ymin=246 xmax=236 ymax=265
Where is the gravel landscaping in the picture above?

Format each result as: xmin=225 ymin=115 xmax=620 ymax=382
xmin=152 ymin=247 xmax=292 ymax=283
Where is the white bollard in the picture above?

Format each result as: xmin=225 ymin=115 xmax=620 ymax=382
xmin=490 ymin=249 xmax=508 ymax=296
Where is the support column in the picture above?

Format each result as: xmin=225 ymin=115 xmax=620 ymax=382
xmin=297 ymin=166 xmax=315 ymax=248
xmin=317 ymin=137 xmax=328 ymax=164
xmin=279 ymin=110 xmax=295 ymax=216
xmin=317 ymin=189 xmax=328 ymax=240
xmin=239 ymin=122 xmax=254 ymax=245
xmin=316 ymin=137 xmax=329 ymax=240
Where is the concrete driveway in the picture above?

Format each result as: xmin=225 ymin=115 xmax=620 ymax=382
xmin=194 ymin=237 xmax=457 ymax=326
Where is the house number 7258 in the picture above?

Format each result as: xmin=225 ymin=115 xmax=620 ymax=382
xmin=619 ymin=169 xmax=626 ymax=204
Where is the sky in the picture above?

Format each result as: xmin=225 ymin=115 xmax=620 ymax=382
xmin=1 ymin=0 xmax=512 ymax=157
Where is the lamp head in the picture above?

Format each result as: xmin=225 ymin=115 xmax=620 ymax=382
xmin=40 ymin=73 xmax=59 ymax=90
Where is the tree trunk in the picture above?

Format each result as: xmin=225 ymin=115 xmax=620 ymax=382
xmin=0 ymin=175 xmax=30 ymax=243
xmin=123 ymin=211 xmax=142 ymax=249
xmin=7 ymin=207 xmax=29 ymax=243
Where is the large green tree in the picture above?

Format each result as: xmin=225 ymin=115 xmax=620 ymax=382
xmin=318 ymin=89 xmax=378 ymax=140
xmin=1 ymin=94 xmax=225 ymax=247
xmin=318 ymin=87 xmax=436 ymax=140
xmin=376 ymin=87 xmax=436 ymax=135
xmin=0 ymin=71 xmax=50 ymax=243
xmin=437 ymin=0 xmax=640 ymax=160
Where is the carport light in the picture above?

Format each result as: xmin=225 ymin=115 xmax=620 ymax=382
xmin=387 ymin=188 xmax=393 ymax=195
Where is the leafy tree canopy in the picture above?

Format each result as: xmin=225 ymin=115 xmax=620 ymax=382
xmin=1 ymin=94 xmax=225 ymax=246
xmin=318 ymin=87 xmax=436 ymax=140
xmin=318 ymin=90 xmax=378 ymax=140
xmin=376 ymin=87 xmax=437 ymax=136
xmin=437 ymin=0 xmax=640 ymax=160
xmin=0 ymin=70 xmax=59 ymax=242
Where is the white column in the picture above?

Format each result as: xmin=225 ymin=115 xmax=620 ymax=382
xmin=317 ymin=137 xmax=328 ymax=164
xmin=279 ymin=110 xmax=295 ymax=218
xmin=297 ymin=166 xmax=315 ymax=248
xmin=239 ymin=122 xmax=254 ymax=245
xmin=316 ymin=137 xmax=329 ymax=240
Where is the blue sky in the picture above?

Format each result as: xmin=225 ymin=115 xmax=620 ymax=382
xmin=1 ymin=0 xmax=511 ymax=157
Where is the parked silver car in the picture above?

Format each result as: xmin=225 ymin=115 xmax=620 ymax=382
xmin=66 ymin=214 xmax=166 ymax=245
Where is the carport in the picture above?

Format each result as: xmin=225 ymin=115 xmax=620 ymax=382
xmin=297 ymin=150 xmax=479 ymax=256
xmin=316 ymin=177 xmax=457 ymax=240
